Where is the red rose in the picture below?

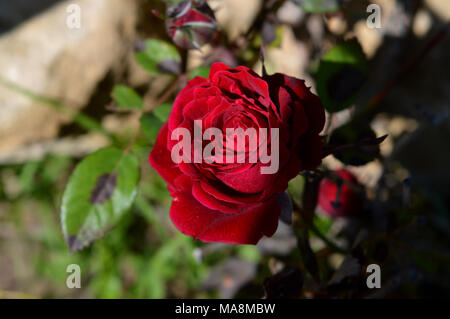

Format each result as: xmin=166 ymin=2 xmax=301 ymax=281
xmin=166 ymin=0 xmax=217 ymax=50
xmin=149 ymin=62 xmax=325 ymax=244
xmin=318 ymin=169 xmax=363 ymax=217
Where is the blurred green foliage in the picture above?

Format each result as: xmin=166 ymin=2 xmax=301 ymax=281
xmin=0 ymin=154 xmax=213 ymax=298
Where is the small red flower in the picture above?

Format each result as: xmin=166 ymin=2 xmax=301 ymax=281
xmin=318 ymin=169 xmax=363 ymax=217
xmin=166 ymin=0 xmax=217 ymax=49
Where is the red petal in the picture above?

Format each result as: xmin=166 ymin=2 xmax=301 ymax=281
xmin=149 ymin=123 xmax=182 ymax=188
xmin=200 ymin=181 xmax=262 ymax=205
xmin=170 ymin=191 xmax=280 ymax=244
xmin=282 ymin=75 xmax=325 ymax=134
xmin=318 ymin=169 xmax=362 ymax=217
xmin=168 ymin=77 xmax=207 ymax=133
xmin=209 ymin=62 xmax=230 ymax=79
xmin=192 ymin=182 xmax=240 ymax=213
xmin=300 ymin=133 xmax=323 ymax=170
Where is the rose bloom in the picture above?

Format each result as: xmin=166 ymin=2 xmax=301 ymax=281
xmin=317 ymin=169 xmax=363 ymax=217
xmin=150 ymin=63 xmax=325 ymax=244
xmin=166 ymin=0 xmax=217 ymax=50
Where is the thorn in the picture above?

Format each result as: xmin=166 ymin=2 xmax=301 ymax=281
xmin=374 ymin=134 xmax=388 ymax=144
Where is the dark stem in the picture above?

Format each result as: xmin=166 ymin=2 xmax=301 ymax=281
xmin=310 ymin=223 xmax=347 ymax=255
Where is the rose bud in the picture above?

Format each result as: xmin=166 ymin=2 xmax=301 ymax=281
xmin=165 ymin=0 xmax=217 ymax=50
xmin=149 ymin=63 xmax=325 ymax=244
xmin=317 ymin=169 xmax=363 ymax=217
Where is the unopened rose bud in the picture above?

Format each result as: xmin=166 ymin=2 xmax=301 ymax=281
xmin=165 ymin=0 xmax=217 ymax=50
xmin=317 ymin=169 xmax=363 ymax=217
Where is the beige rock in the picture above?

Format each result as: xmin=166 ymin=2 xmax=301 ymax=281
xmin=425 ymin=0 xmax=450 ymax=21
xmin=254 ymin=26 xmax=311 ymax=83
xmin=277 ymin=1 xmax=304 ymax=26
xmin=327 ymin=15 xmax=348 ymax=36
xmin=413 ymin=9 xmax=432 ymax=38
xmin=210 ymin=0 xmax=263 ymax=40
xmin=0 ymin=133 xmax=109 ymax=165
xmin=352 ymin=0 xmax=403 ymax=58
xmin=0 ymin=0 xmax=138 ymax=155
xmin=353 ymin=20 xmax=382 ymax=58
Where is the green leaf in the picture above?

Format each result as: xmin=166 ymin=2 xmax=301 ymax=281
xmin=236 ymin=246 xmax=261 ymax=262
xmin=113 ymin=85 xmax=143 ymax=109
xmin=153 ymin=103 xmax=172 ymax=122
xmin=316 ymin=40 xmax=367 ymax=113
xmin=189 ymin=65 xmax=211 ymax=79
xmin=140 ymin=113 xmax=163 ymax=143
xmin=288 ymin=175 xmax=306 ymax=207
xmin=327 ymin=121 xmax=382 ymax=166
xmin=135 ymin=39 xmax=181 ymax=75
xmin=313 ymin=214 xmax=333 ymax=235
xmin=293 ymin=0 xmax=340 ymax=13
xmin=61 ymin=147 xmax=140 ymax=252
xmin=140 ymin=103 xmax=173 ymax=143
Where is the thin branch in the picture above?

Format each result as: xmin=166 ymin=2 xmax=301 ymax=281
xmin=310 ymin=223 xmax=347 ymax=255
